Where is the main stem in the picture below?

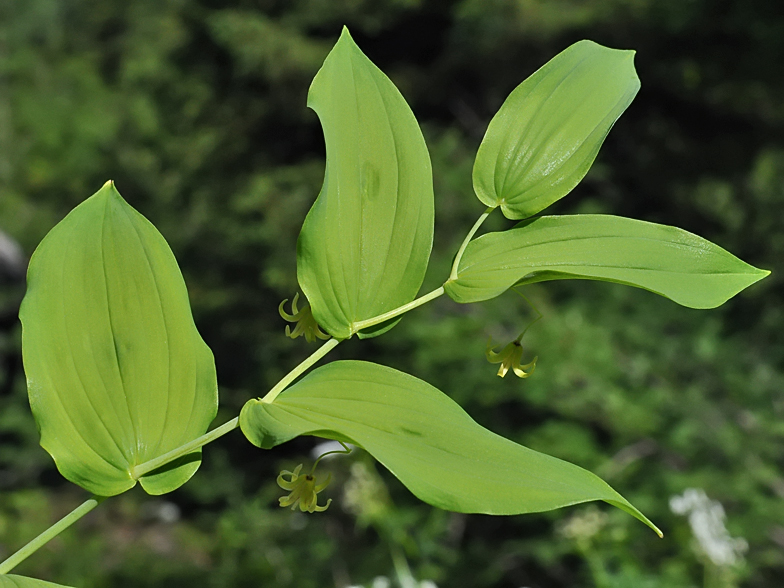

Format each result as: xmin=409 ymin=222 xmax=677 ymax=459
xmin=261 ymin=337 xmax=340 ymax=404
xmin=131 ymin=417 xmax=240 ymax=479
xmin=2 ymin=338 xmax=343 ymax=573
xmin=136 ymin=338 xmax=343 ymax=475
xmin=0 ymin=496 xmax=105 ymax=575
xmin=1 ymin=206 xmax=496 ymax=575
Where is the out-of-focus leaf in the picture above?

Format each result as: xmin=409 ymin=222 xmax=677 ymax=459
xmin=445 ymin=215 xmax=769 ymax=305
xmin=0 ymin=575 xmax=74 ymax=588
xmin=473 ymin=40 xmax=639 ymax=219
xmin=297 ymin=27 xmax=434 ymax=339
xmin=20 ymin=182 xmax=218 ymax=496
xmin=240 ymin=360 xmax=661 ymax=536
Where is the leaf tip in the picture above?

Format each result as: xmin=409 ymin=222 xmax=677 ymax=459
xmin=96 ymin=179 xmax=124 ymax=204
xmin=636 ymin=511 xmax=664 ymax=538
xmin=607 ymin=497 xmax=662 ymax=538
xmin=337 ymin=25 xmax=355 ymax=48
xmin=636 ymin=512 xmax=664 ymax=538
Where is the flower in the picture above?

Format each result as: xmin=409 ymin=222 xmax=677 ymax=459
xmin=277 ymin=463 xmax=333 ymax=513
xmin=278 ymin=293 xmax=330 ymax=343
xmin=485 ymin=337 xmax=537 ymax=378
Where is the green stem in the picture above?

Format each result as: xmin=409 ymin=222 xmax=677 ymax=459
xmin=0 ymin=208 xmax=500 ymax=576
xmin=1 ymin=335 xmax=342 ymax=572
xmin=137 ymin=338 xmax=341 ymax=475
xmin=0 ymin=496 xmax=105 ymax=575
xmin=512 ymin=289 xmax=543 ymax=343
xmin=351 ymin=287 xmax=445 ymax=335
xmin=261 ymin=337 xmax=340 ymax=404
xmin=310 ymin=441 xmax=352 ymax=475
xmin=131 ymin=417 xmax=240 ymax=479
xmin=447 ymin=206 xmax=495 ymax=282
xmin=136 ymin=338 xmax=343 ymax=475
xmin=351 ymin=206 xmax=496 ymax=336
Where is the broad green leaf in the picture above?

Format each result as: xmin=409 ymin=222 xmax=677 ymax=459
xmin=445 ymin=214 xmax=769 ymax=306
xmin=297 ymin=27 xmax=434 ymax=339
xmin=20 ymin=182 xmax=218 ymax=496
xmin=473 ymin=40 xmax=639 ymax=220
xmin=0 ymin=576 xmax=74 ymax=588
xmin=240 ymin=360 xmax=661 ymax=536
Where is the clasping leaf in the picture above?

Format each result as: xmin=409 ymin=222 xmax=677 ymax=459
xmin=473 ymin=40 xmax=639 ymax=219
xmin=445 ymin=215 xmax=769 ymax=306
xmin=20 ymin=182 xmax=218 ymax=496
xmin=297 ymin=28 xmax=434 ymax=339
xmin=240 ymin=360 xmax=661 ymax=536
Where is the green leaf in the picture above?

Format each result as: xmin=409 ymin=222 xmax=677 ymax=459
xmin=297 ymin=27 xmax=434 ymax=339
xmin=240 ymin=360 xmax=661 ymax=536
xmin=473 ymin=40 xmax=639 ymax=220
xmin=0 ymin=576 xmax=74 ymax=588
xmin=20 ymin=182 xmax=218 ymax=496
xmin=445 ymin=214 xmax=770 ymax=306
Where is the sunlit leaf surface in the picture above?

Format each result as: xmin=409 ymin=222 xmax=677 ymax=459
xmin=446 ymin=215 xmax=769 ymax=305
xmin=240 ymin=360 xmax=661 ymax=536
xmin=473 ymin=40 xmax=639 ymax=219
xmin=20 ymin=182 xmax=218 ymax=496
xmin=298 ymin=28 xmax=434 ymax=339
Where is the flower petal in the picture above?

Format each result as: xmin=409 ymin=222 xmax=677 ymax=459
xmin=314 ymin=498 xmax=332 ymax=512
xmin=512 ymin=355 xmax=537 ymax=378
xmin=279 ymin=493 xmax=296 ymax=507
xmin=485 ymin=337 xmax=506 ymax=363
xmin=315 ymin=472 xmax=332 ymax=493
xmin=278 ymin=298 xmax=302 ymax=322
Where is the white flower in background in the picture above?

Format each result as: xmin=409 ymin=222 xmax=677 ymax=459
xmin=557 ymin=506 xmax=608 ymax=541
xmin=670 ymin=488 xmax=748 ymax=566
xmin=343 ymin=461 xmax=390 ymax=523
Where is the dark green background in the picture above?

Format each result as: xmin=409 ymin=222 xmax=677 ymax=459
xmin=0 ymin=1 xmax=782 ymax=586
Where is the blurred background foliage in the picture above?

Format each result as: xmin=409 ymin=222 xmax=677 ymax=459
xmin=0 ymin=0 xmax=782 ymax=586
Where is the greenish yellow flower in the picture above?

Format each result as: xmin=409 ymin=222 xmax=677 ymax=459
xmin=279 ymin=293 xmax=330 ymax=343
xmin=485 ymin=337 xmax=537 ymax=378
xmin=277 ymin=464 xmax=332 ymax=513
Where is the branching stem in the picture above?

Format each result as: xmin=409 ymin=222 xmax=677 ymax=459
xmin=351 ymin=287 xmax=445 ymax=335
xmin=2 ymin=202 xmax=497 ymax=575
xmin=261 ymin=337 xmax=340 ymax=404
xmin=447 ymin=206 xmax=495 ymax=282
xmin=131 ymin=417 xmax=240 ymax=479
xmin=1 ymin=339 xmax=342 ymax=572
